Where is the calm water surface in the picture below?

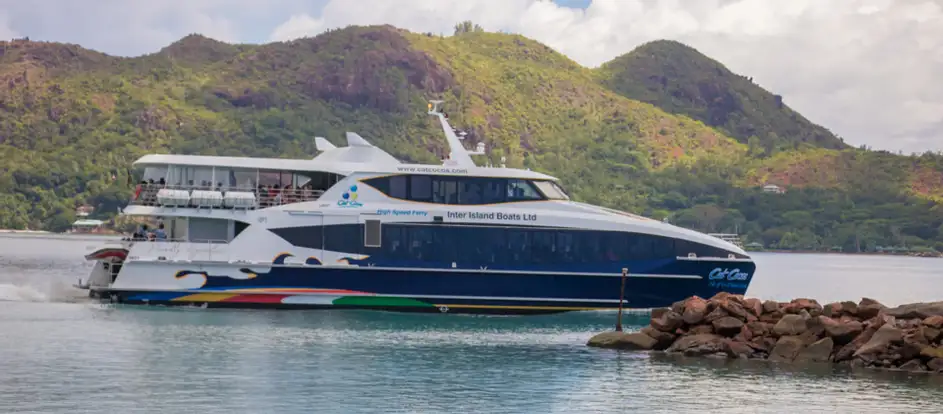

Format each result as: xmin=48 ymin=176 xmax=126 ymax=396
xmin=1 ymin=235 xmax=941 ymax=413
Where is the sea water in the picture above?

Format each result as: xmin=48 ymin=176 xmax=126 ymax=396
xmin=1 ymin=234 xmax=941 ymax=414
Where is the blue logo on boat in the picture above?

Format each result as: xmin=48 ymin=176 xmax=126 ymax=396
xmin=337 ymin=185 xmax=363 ymax=207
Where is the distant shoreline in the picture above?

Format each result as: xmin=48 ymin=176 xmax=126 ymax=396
xmin=749 ymin=249 xmax=941 ymax=258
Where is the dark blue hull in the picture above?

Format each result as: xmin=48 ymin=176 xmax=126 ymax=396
xmin=102 ymin=258 xmax=755 ymax=315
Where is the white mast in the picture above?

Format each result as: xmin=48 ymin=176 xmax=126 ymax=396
xmin=428 ymin=100 xmax=477 ymax=167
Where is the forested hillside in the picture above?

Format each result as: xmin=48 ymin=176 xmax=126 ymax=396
xmin=1 ymin=24 xmax=941 ymax=253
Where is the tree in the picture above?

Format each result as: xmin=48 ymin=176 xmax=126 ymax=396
xmin=454 ymin=21 xmax=484 ymax=35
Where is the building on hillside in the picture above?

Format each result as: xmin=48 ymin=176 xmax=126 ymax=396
xmin=762 ymin=184 xmax=785 ymax=194
xmin=71 ymin=219 xmax=105 ymax=234
xmin=75 ymin=205 xmax=95 ymax=217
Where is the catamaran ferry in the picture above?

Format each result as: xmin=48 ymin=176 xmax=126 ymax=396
xmin=77 ymin=101 xmax=755 ymax=314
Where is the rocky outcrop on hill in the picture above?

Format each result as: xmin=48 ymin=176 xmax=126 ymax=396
xmin=587 ymin=293 xmax=943 ymax=373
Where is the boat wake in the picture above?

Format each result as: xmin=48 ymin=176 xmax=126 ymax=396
xmin=0 ymin=282 xmax=91 ymax=304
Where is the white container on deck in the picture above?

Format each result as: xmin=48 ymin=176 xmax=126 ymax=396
xmin=156 ymin=189 xmax=190 ymax=207
xmin=191 ymin=190 xmax=223 ymax=208
xmin=224 ymin=191 xmax=257 ymax=208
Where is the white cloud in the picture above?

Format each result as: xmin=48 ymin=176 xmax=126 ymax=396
xmin=0 ymin=11 xmax=18 ymax=40
xmin=1 ymin=0 xmax=940 ymax=153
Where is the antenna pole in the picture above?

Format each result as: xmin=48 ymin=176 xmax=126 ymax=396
xmin=616 ymin=267 xmax=627 ymax=331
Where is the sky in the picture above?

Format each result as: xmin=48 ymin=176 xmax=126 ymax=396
xmin=1 ymin=0 xmax=940 ymax=153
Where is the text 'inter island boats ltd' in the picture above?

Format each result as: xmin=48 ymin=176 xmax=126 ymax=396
xmin=77 ymin=101 xmax=756 ymax=315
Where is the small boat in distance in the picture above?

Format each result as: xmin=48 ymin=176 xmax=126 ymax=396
xmin=77 ymin=101 xmax=756 ymax=315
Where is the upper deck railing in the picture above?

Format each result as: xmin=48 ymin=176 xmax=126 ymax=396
xmin=129 ymin=184 xmax=324 ymax=210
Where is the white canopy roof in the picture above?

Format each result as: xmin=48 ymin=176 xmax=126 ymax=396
xmin=132 ymin=131 xmax=557 ymax=180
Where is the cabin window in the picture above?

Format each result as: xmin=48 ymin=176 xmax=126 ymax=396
xmin=389 ymin=176 xmax=408 ymax=199
xmin=233 ymin=169 xmax=257 ymax=189
xmin=533 ymin=180 xmax=569 ymax=200
xmin=458 ymin=179 xmax=483 ymax=204
xmin=507 ymin=179 xmax=543 ymax=201
xmin=364 ymin=220 xmax=382 ymax=248
xmin=409 ymin=176 xmax=433 ymax=201
xmin=432 ymin=178 xmax=458 ymax=204
xmin=363 ymin=175 xmax=549 ymax=205
xmin=143 ymin=166 xmax=167 ymax=183
xmin=482 ymin=179 xmax=506 ymax=204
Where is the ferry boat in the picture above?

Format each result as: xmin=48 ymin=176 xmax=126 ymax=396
xmin=76 ymin=101 xmax=756 ymax=315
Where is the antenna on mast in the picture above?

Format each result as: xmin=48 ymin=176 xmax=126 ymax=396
xmin=428 ymin=100 xmax=477 ymax=167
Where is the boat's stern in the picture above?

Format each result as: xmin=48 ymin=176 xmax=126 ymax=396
xmin=76 ymin=242 xmax=130 ymax=298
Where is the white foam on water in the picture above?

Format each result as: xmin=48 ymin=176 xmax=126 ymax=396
xmin=0 ymin=282 xmax=90 ymax=304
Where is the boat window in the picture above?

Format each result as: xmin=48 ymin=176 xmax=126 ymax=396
xmin=458 ymin=178 xmax=483 ymax=204
xmin=482 ymin=179 xmax=506 ymax=204
xmin=233 ymin=169 xmax=257 ymax=189
xmin=364 ymin=220 xmax=382 ymax=248
xmin=389 ymin=176 xmax=408 ymax=199
xmin=507 ymin=179 xmax=543 ymax=201
xmin=409 ymin=176 xmax=433 ymax=201
xmin=143 ymin=166 xmax=167 ymax=183
xmin=533 ymin=180 xmax=569 ymax=200
xmin=433 ymin=178 xmax=458 ymax=204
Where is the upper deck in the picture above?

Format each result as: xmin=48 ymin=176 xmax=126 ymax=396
xmin=126 ymin=103 xmax=558 ymax=211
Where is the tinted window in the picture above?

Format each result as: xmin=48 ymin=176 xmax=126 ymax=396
xmin=482 ymin=179 xmax=506 ymax=204
xmin=389 ymin=176 xmax=408 ymax=199
xmin=433 ymin=177 xmax=458 ymax=204
xmin=507 ymin=179 xmax=543 ymax=201
xmin=458 ymin=179 xmax=483 ymax=205
xmin=410 ymin=176 xmax=432 ymax=201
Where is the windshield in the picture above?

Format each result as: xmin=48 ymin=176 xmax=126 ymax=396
xmin=533 ymin=180 xmax=569 ymax=200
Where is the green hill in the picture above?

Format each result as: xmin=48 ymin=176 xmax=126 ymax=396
xmin=597 ymin=40 xmax=847 ymax=152
xmin=0 ymin=25 xmax=941 ymax=253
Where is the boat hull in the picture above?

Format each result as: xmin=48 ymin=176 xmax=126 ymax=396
xmin=93 ymin=258 xmax=756 ymax=315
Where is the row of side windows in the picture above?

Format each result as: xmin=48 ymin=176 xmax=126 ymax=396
xmin=362 ymin=175 xmax=544 ymax=205
xmin=271 ymin=224 xmax=742 ymax=266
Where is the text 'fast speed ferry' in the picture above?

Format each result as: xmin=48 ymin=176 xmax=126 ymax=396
xmin=77 ymin=101 xmax=755 ymax=315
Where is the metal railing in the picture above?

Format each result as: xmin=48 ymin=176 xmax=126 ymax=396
xmin=129 ymin=184 xmax=324 ymax=209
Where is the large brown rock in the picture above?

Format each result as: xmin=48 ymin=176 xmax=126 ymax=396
xmin=854 ymin=324 xmax=903 ymax=358
xmin=762 ymin=300 xmax=781 ymax=314
xmin=703 ymin=306 xmax=729 ymax=323
xmin=587 ymin=331 xmax=658 ymax=350
xmin=884 ymin=301 xmax=943 ymax=320
xmin=743 ymin=298 xmax=763 ymax=318
xmin=769 ymin=336 xmax=805 ymax=362
xmin=773 ymin=314 xmax=808 ymax=336
xmin=651 ymin=311 xmax=684 ymax=333
xmin=928 ymin=358 xmax=943 ymax=372
xmin=746 ymin=321 xmax=773 ymax=337
xmin=823 ymin=302 xmax=842 ymax=318
xmin=923 ymin=315 xmax=943 ymax=329
xmin=723 ymin=339 xmax=755 ymax=359
xmin=640 ymin=326 xmax=676 ymax=351
xmin=689 ymin=324 xmax=714 ymax=335
xmin=822 ymin=317 xmax=864 ymax=345
xmin=840 ymin=301 xmax=859 ymax=316
xmin=682 ymin=296 xmax=709 ymax=325
xmin=919 ymin=326 xmax=942 ymax=344
xmin=857 ymin=298 xmax=886 ymax=319
xmin=921 ymin=346 xmax=943 ymax=360
xmin=666 ymin=333 xmax=724 ymax=356
xmin=651 ymin=307 xmax=671 ymax=319
xmin=734 ymin=324 xmax=754 ymax=343
xmin=795 ymin=337 xmax=834 ymax=363
xmin=784 ymin=298 xmax=823 ymax=316
xmin=713 ymin=316 xmax=744 ymax=337
xmin=834 ymin=325 xmax=879 ymax=362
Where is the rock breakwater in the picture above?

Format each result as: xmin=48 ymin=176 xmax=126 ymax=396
xmin=588 ymin=293 xmax=943 ymax=373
